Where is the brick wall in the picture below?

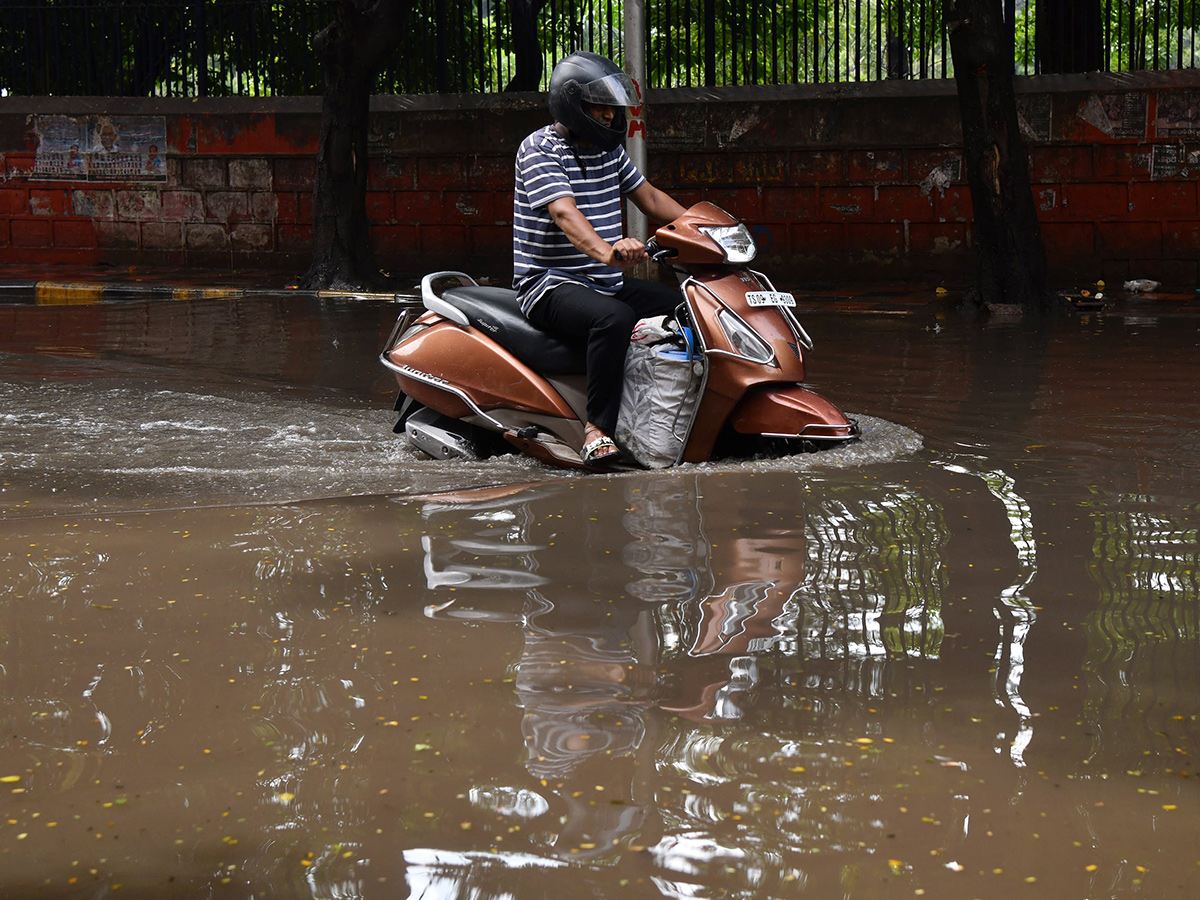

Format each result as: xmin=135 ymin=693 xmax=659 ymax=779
xmin=1 ymin=71 xmax=1197 ymax=287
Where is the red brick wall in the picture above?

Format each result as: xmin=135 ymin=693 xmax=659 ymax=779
xmin=1 ymin=71 xmax=1197 ymax=287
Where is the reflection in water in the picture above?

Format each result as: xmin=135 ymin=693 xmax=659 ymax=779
xmin=422 ymin=485 xmax=663 ymax=866
xmin=403 ymin=847 xmax=572 ymax=900
xmin=414 ymin=472 xmax=953 ymax=895
xmin=799 ymin=484 xmax=945 ymax=669
xmin=1083 ymin=495 xmax=1200 ymax=769
xmin=514 ymin=589 xmax=660 ymax=861
xmin=940 ymin=457 xmax=1040 ymax=766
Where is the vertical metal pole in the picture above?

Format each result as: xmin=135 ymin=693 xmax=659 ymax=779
xmin=624 ymin=0 xmax=648 ymax=247
xmin=436 ymin=0 xmax=448 ymax=91
xmin=194 ymin=0 xmax=208 ymax=97
xmin=704 ymin=0 xmax=716 ymax=86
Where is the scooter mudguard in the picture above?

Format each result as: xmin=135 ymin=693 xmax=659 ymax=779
xmin=729 ymin=384 xmax=858 ymax=441
xmin=387 ymin=320 xmax=578 ymax=422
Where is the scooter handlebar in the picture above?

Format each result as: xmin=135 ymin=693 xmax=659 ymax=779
xmin=645 ymin=237 xmax=677 ymax=262
xmin=614 ymin=239 xmax=676 ymax=264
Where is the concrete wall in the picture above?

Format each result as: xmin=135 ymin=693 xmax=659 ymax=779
xmin=2 ymin=71 xmax=1198 ymax=287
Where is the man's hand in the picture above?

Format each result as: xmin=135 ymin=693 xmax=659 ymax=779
xmin=609 ymin=237 xmax=647 ymax=268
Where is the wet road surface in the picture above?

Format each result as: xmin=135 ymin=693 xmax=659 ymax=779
xmin=1 ymin=288 xmax=1198 ymax=899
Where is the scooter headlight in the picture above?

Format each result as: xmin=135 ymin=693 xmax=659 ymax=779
xmin=717 ymin=309 xmax=774 ymax=364
xmin=698 ymin=224 xmax=757 ymax=264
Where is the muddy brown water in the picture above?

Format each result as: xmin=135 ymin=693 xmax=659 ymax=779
xmin=1 ymin=292 xmax=1198 ymax=899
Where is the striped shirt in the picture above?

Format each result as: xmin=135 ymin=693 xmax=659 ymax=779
xmin=513 ymin=125 xmax=645 ymax=314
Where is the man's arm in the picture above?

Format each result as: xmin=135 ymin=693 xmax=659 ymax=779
xmin=547 ymin=196 xmax=645 ymax=268
xmin=629 ymin=181 xmax=687 ymax=226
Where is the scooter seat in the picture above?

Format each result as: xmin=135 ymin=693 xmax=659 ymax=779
xmin=441 ymin=285 xmax=586 ymax=375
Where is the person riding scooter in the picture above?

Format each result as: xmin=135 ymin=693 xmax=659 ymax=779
xmin=514 ymin=51 xmax=687 ymax=466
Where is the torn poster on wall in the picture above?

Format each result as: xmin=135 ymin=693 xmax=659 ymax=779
xmin=31 ymin=114 xmax=167 ymax=182
xmin=1155 ymin=90 xmax=1200 ymax=138
xmin=1077 ymin=93 xmax=1148 ymax=139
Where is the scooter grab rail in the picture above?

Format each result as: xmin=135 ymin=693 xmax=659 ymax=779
xmin=420 ymin=271 xmax=475 ymax=326
xmin=746 ymin=268 xmax=814 ymax=351
xmin=379 ymin=309 xmax=416 ymax=367
xmin=682 ymin=276 xmax=780 ymax=368
xmin=378 ymin=359 xmax=511 ymax=433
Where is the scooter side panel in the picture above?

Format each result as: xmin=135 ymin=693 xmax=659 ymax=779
xmin=729 ymin=384 xmax=855 ymax=435
xmin=681 ymin=389 xmax=740 ymax=463
xmin=387 ymin=321 xmax=578 ymax=422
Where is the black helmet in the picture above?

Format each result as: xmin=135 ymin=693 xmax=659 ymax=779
xmin=548 ymin=51 xmax=638 ymax=152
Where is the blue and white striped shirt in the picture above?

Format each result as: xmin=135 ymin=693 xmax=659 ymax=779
xmin=513 ymin=125 xmax=645 ymax=314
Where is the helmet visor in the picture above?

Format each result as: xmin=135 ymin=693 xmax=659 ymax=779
xmin=579 ymin=72 xmax=638 ymax=108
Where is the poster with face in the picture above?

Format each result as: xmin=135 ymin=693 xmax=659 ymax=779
xmin=31 ymin=115 xmax=167 ymax=182
xmin=29 ymin=115 xmax=90 ymax=180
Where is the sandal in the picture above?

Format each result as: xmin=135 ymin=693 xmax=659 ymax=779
xmin=581 ymin=434 xmax=621 ymax=466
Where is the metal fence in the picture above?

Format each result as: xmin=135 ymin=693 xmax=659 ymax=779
xmin=2 ymin=0 xmax=1197 ymax=98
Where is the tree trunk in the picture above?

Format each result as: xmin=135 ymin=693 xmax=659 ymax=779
xmin=944 ymin=0 xmax=1052 ymax=312
xmin=505 ymin=0 xmax=549 ymax=91
xmin=299 ymin=0 xmax=410 ymax=291
xmin=1036 ymin=0 xmax=1103 ymax=74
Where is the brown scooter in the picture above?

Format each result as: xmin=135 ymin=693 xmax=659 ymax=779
xmin=379 ymin=202 xmax=858 ymax=469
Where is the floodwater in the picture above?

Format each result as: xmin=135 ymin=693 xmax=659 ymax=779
xmin=1 ymin=289 xmax=1198 ymax=900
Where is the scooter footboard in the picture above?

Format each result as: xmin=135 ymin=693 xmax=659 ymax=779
xmin=730 ymin=385 xmax=858 ymax=441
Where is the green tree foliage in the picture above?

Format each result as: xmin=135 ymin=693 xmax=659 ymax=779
xmin=1108 ymin=0 xmax=1200 ymax=71
xmin=568 ymin=0 xmax=951 ymax=88
xmin=1 ymin=0 xmax=1198 ymax=98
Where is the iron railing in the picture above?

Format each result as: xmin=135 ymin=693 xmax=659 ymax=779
xmin=2 ymin=0 xmax=1197 ymax=98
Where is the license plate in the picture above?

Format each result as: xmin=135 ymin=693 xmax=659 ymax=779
xmin=745 ymin=290 xmax=796 ymax=307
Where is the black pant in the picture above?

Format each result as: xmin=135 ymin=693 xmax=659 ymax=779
xmin=527 ymin=278 xmax=682 ymax=435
